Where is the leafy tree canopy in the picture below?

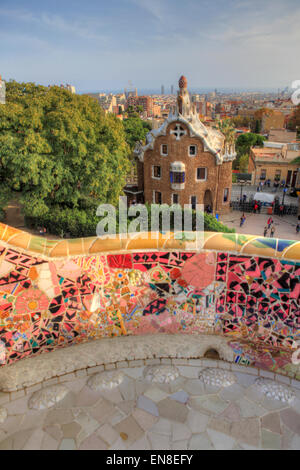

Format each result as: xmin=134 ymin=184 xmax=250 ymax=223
xmin=238 ymin=154 xmax=250 ymax=173
xmin=233 ymin=132 xmax=265 ymax=170
xmin=0 ymin=80 xmax=131 ymax=220
xmin=287 ymin=104 xmax=300 ymax=137
xmin=123 ymin=116 xmax=151 ymax=150
xmin=217 ymin=119 xmax=235 ymax=145
xmin=235 ymin=132 xmax=266 ymax=157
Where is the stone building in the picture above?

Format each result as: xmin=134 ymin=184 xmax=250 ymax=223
xmin=261 ymin=110 xmax=285 ymax=133
xmin=249 ymin=141 xmax=300 ymax=187
xmin=133 ymin=76 xmax=236 ymax=213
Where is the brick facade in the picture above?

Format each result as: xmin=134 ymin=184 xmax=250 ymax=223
xmin=134 ymin=76 xmax=236 ymax=214
xmin=140 ymin=121 xmax=232 ymax=213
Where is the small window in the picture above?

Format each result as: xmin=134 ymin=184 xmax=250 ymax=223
xmin=189 ymin=145 xmax=197 ymax=156
xmin=154 ymin=191 xmax=162 ymax=204
xmin=196 ymin=167 xmax=207 ymax=181
xmin=172 ymin=194 xmax=179 ymax=204
xmin=223 ymin=188 xmax=229 ymax=203
xmin=161 ymin=144 xmax=168 ymax=156
xmin=152 ymin=165 xmax=161 ymax=179
xmin=275 ymin=169 xmax=281 ymax=181
xmin=260 ymin=169 xmax=266 ymax=180
xmin=191 ymin=196 xmax=197 ymax=210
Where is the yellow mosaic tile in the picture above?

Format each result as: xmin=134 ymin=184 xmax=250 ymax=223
xmin=1 ymin=225 xmax=22 ymax=243
xmin=49 ymin=241 xmax=69 ymax=257
xmin=282 ymin=242 xmax=300 ymax=260
xmin=67 ymin=238 xmax=86 ymax=256
xmin=89 ymin=236 xmax=124 ymax=253
xmin=203 ymin=233 xmax=237 ymax=252
xmin=8 ymin=233 xmax=31 ymax=250
xmin=126 ymin=233 xmax=159 ymax=251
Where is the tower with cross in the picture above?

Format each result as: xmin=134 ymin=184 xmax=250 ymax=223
xmin=132 ymin=75 xmax=236 ymax=214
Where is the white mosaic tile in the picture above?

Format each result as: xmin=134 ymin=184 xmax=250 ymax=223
xmin=87 ymin=370 xmax=125 ymax=391
xmin=198 ymin=367 xmax=236 ymax=387
xmin=144 ymin=365 xmax=179 ymax=384
xmin=254 ymin=378 xmax=295 ymax=404
xmin=0 ymin=406 xmax=7 ymax=424
xmin=28 ymin=384 xmax=69 ymax=410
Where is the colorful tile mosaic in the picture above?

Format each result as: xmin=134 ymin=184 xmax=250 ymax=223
xmin=0 ymin=223 xmax=298 ymax=376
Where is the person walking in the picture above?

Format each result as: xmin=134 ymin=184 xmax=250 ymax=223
xmin=267 ymin=217 xmax=273 ymax=229
xmin=258 ymin=201 xmax=262 ymax=214
xmin=240 ymin=214 xmax=246 ymax=227
xmin=279 ymin=205 xmax=284 ymax=217
xmin=263 ymin=226 xmax=268 ymax=237
xmin=296 ymin=223 xmax=300 ymax=234
xmin=270 ymin=225 xmax=275 ymax=238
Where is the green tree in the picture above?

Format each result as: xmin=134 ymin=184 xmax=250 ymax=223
xmin=217 ymin=119 xmax=236 ymax=146
xmin=0 ymin=80 xmax=131 ymax=229
xmin=287 ymin=104 xmax=300 ymax=137
xmin=236 ymin=133 xmax=266 ymax=157
xmin=238 ymin=154 xmax=249 ymax=173
xmin=233 ymin=132 xmax=265 ymax=170
xmin=123 ymin=116 xmax=151 ymax=151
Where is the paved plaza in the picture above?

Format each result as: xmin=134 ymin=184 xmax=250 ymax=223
xmin=220 ymin=212 xmax=300 ymax=240
xmin=0 ymin=362 xmax=299 ymax=450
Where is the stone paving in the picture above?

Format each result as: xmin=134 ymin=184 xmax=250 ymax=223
xmin=0 ymin=363 xmax=299 ymax=450
xmin=220 ymin=212 xmax=300 ymax=240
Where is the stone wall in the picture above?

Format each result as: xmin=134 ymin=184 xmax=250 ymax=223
xmin=0 ymin=223 xmax=299 ymax=379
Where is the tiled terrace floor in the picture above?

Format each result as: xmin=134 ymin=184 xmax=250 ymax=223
xmin=0 ymin=363 xmax=299 ymax=450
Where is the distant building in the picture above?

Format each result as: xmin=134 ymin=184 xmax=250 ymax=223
xmin=49 ymin=83 xmax=76 ymax=94
xmin=85 ymin=93 xmax=117 ymax=113
xmin=0 ymin=75 xmax=5 ymax=104
xmin=249 ymin=145 xmax=300 ymax=187
xmin=268 ymin=128 xmax=297 ymax=143
xmin=261 ymin=110 xmax=285 ymax=133
xmin=161 ymin=85 xmax=165 ymax=95
xmin=127 ymin=95 xmax=154 ymax=117
xmin=171 ymin=85 xmax=174 ymax=95
xmin=64 ymin=84 xmax=76 ymax=94
xmin=133 ymin=76 xmax=236 ymax=213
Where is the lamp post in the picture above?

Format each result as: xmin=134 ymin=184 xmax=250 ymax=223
xmin=282 ymin=187 xmax=287 ymax=205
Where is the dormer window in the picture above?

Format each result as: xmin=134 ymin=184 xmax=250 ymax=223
xmin=170 ymin=162 xmax=185 ymax=190
xmin=161 ymin=144 xmax=168 ymax=156
xmin=189 ymin=145 xmax=197 ymax=156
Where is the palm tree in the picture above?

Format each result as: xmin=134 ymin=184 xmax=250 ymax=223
xmin=217 ymin=119 xmax=236 ymax=153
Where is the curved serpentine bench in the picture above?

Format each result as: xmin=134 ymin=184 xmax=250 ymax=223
xmin=0 ymin=223 xmax=298 ymax=393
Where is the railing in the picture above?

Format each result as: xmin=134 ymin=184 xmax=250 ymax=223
xmin=231 ymin=201 xmax=298 ymax=215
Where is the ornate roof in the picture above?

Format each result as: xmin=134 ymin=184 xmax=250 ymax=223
xmin=134 ymin=106 xmax=236 ymax=166
xmin=134 ymin=76 xmax=236 ymax=165
xmin=179 ymin=75 xmax=188 ymax=89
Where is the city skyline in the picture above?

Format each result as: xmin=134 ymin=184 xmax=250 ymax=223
xmin=0 ymin=0 xmax=299 ymax=92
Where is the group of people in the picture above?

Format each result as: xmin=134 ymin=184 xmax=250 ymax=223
xmin=264 ymin=217 xmax=275 ymax=238
xmin=257 ymin=180 xmax=271 ymax=191
xmin=252 ymin=200 xmax=262 ymax=213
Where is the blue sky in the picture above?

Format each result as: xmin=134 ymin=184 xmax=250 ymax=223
xmin=0 ymin=0 xmax=299 ymax=92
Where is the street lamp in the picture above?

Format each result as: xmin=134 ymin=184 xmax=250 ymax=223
xmin=282 ymin=187 xmax=287 ymax=205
